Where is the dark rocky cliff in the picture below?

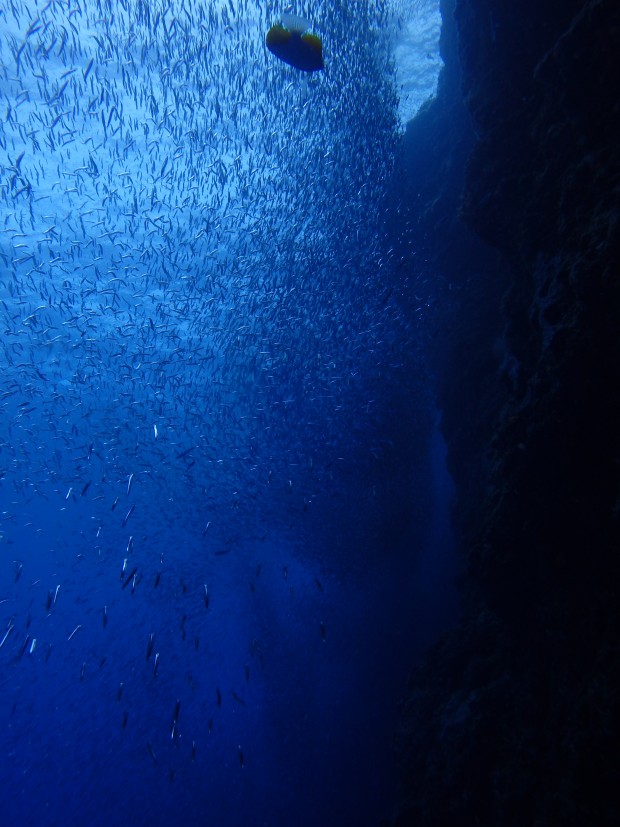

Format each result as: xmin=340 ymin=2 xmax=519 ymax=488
xmin=390 ymin=0 xmax=620 ymax=824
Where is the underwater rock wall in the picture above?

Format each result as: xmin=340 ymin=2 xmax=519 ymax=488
xmin=391 ymin=0 xmax=620 ymax=824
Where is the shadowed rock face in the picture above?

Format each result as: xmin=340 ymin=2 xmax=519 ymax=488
xmin=389 ymin=1 xmax=620 ymax=824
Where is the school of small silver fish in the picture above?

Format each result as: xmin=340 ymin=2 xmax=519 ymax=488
xmin=0 ymin=0 xmax=439 ymax=820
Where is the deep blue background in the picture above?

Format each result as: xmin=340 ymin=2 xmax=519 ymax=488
xmin=1 ymin=418 xmax=456 ymax=826
xmin=0 ymin=1 xmax=457 ymax=824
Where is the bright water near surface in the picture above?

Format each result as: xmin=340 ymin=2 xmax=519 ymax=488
xmin=0 ymin=1 xmax=452 ymax=824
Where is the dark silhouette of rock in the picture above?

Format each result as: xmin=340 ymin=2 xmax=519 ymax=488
xmin=390 ymin=1 xmax=620 ymax=824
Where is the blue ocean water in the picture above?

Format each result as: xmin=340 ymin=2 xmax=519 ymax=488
xmin=0 ymin=1 xmax=454 ymax=824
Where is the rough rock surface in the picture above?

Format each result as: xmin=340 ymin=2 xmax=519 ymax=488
xmin=390 ymin=1 xmax=620 ymax=824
